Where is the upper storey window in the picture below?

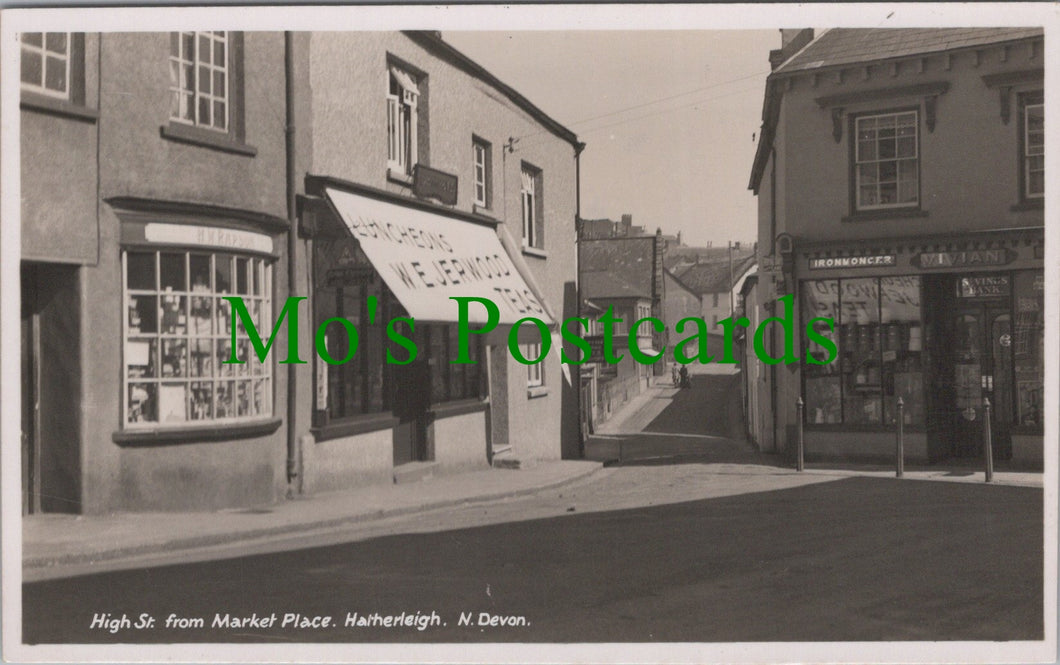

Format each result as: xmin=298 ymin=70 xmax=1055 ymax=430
xmin=854 ymin=111 xmax=919 ymax=211
xmin=387 ymin=65 xmax=420 ymax=176
xmin=21 ymin=32 xmax=70 ymax=99
xmin=170 ymin=31 xmax=229 ymax=132
xmin=1022 ymin=95 xmax=1044 ymax=200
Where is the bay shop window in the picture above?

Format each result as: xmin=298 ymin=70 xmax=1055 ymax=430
xmin=801 ymin=276 xmax=924 ymax=426
xmin=123 ymin=250 xmax=273 ymax=427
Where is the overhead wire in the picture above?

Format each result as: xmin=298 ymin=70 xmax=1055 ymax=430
xmin=511 ymin=68 xmax=769 ymax=147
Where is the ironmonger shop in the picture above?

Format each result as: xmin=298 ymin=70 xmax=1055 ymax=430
xmin=793 ymin=228 xmax=1044 ymax=467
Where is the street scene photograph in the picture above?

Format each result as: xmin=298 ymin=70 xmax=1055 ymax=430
xmin=2 ymin=4 xmax=1055 ymax=664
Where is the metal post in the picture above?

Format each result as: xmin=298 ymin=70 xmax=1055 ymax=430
xmin=796 ymin=397 xmax=804 ymax=472
xmin=983 ymin=397 xmax=993 ymax=483
xmin=895 ymin=397 xmax=904 ymax=478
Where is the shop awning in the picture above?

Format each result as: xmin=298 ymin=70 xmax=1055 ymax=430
xmin=322 ymin=186 xmax=555 ymax=325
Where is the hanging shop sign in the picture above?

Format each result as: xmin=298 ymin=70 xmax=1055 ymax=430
xmin=808 ymin=254 xmax=896 ymax=270
xmin=412 ymin=164 xmax=459 ymax=206
xmin=913 ymin=248 xmax=1014 ymax=269
xmin=957 ymin=275 xmax=1010 ymax=298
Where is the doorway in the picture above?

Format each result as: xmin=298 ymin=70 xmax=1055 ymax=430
xmin=391 ymin=322 xmax=432 ymax=467
xmin=21 ymin=262 xmax=82 ymax=513
xmin=948 ymin=303 xmax=1013 ymax=461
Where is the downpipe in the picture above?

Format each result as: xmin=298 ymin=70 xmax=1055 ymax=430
xmin=284 ymin=31 xmax=302 ymax=495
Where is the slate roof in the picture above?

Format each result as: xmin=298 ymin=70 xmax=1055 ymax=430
xmin=777 ymin=27 xmax=1044 ymax=74
xmin=580 ymin=237 xmax=655 ymax=300
xmin=675 ymin=255 xmax=756 ymax=295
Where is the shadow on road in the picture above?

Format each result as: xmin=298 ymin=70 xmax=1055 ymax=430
xmin=23 ymin=477 xmax=1043 ymax=644
xmin=588 ymin=373 xmax=781 ymax=468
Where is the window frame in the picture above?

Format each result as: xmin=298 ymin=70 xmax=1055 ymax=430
xmin=169 ymin=31 xmax=231 ymax=133
xmin=851 ymin=108 xmax=921 ymax=213
xmin=20 ymin=32 xmax=72 ymax=100
xmin=161 ymin=32 xmax=251 ymax=154
xmin=520 ymin=163 xmax=544 ymax=250
xmin=472 ymin=137 xmax=492 ymax=209
xmin=121 ymin=248 xmax=274 ymax=430
xmin=523 ymin=343 xmax=545 ymax=388
xmin=1019 ymin=92 xmax=1044 ymax=202
xmin=387 ymin=64 xmax=420 ymax=177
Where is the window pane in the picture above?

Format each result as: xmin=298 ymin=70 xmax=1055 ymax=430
xmin=181 ymin=63 xmax=193 ymax=91
xmin=859 ymin=186 xmax=877 ymax=207
xmin=236 ymin=258 xmax=249 ymax=294
xmin=22 ymin=32 xmax=43 ymax=47
xmin=126 ymin=338 xmax=157 ymax=379
xmin=878 ymin=137 xmax=896 ymax=159
xmin=21 ymin=50 xmax=42 ymax=86
xmin=878 ymin=160 xmax=897 ymax=181
xmin=128 ymin=295 xmax=158 ymax=334
xmin=215 ymin=255 xmax=232 ymax=293
xmin=44 ymin=56 xmax=66 ymax=92
xmin=199 ymin=34 xmax=210 ymax=63
xmin=879 ymin=182 xmax=898 ymax=205
xmin=126 ymin=252 xmax=156 ymax=290
xmin=189 ymin=339 xmax=213 ymax=377
xmin=213 ymin=101 xmax=227 ymax=130
xmin=216 ymin=380 xmax=235 ymax=418
xmin=198 ymin=95 xmax=211 ymax=126
xmin=45 ymin=32 xmax=67 ymax=53
xmin=214 ymin=38 xmax=226 ymax=66
xmin=160 ymin=253 xmax=186 ymax=291
xmin=128 ymin=383 xmax=157 ymax=423
xmin=182 ymin=33 xmax=195 ymax=59
xmin=161 ymin=339 xmax=187 ymax=378
xmin=896 ymin=137 xmax=916 ymax=158
xmin=858 ymin=163 xmax=877 ymax=185
xmin=857 ymin=139 xmax=876 ymax=161
xmin=170 ymin=32 xmax=180 ymax=57
xmin=189 ymin=254 xmax=211 ymax=291
xmin=160 ymin=294 xmax=187 ymax=335
xmin=213 ymin=70 xmax=225 ymax=96
xmin=190 ymin=382 xmax=213 ymax=420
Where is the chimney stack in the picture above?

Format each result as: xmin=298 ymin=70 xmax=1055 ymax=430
xmin=769 ymin=28 xmax=814 ymax=71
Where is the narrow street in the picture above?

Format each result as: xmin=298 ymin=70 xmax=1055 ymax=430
xmin=22 ymin=373 xmax=1043 ymax=644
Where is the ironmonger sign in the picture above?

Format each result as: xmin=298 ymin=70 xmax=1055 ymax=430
xmin=809 ymin=254 xmax=896 ymax=270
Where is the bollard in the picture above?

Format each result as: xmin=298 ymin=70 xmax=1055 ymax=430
xmin=983 ymin=397 xmax=993 ymax=483
xmin=796 ymin=397 xmax=805 ymax=472
xmin=895 ymin=397 xmax=905 ymax=478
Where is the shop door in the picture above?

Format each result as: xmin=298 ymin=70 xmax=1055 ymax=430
xmin=21 ymin=267 xmax=41 ymax=515
xmin=391 ymin=357 xmax=430 ymax=466
xmin=950 ymin=306 xmax=1013 ymax=460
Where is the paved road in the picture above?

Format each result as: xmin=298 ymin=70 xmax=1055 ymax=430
xmin=22 ymin=374 xmax=1044 ymax=644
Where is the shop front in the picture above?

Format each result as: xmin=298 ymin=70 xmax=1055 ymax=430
xmin=300 ymin=177 xmax=558 ymax=489
xmin=796 ymin=230 xmax=1044 ymax=467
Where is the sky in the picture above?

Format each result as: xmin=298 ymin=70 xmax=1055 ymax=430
xmin=444 ymin=30 xmax=780 ymax=248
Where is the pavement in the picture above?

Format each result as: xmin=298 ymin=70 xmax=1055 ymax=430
xmin=22 ymin=459 xmax=604 ymax=578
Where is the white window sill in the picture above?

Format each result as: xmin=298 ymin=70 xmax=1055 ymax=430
xmin=472 ymin=204 xmax=495 ymax=219
xmin=522 ymin=246 xmax=548 ymax=260
xmin=527 ymin=385 xmax=549 ymax=399
xmin=386 ymin=168 xmax=413 ymax=186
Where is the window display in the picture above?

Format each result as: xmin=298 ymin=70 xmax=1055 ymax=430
xmin=1013 ymin=270 xmax=1044 ymax=427
xmin=801 ymin=275 xmax=924 ymax=426
xmin=123 ymin=250 xmax=272 ymax=426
